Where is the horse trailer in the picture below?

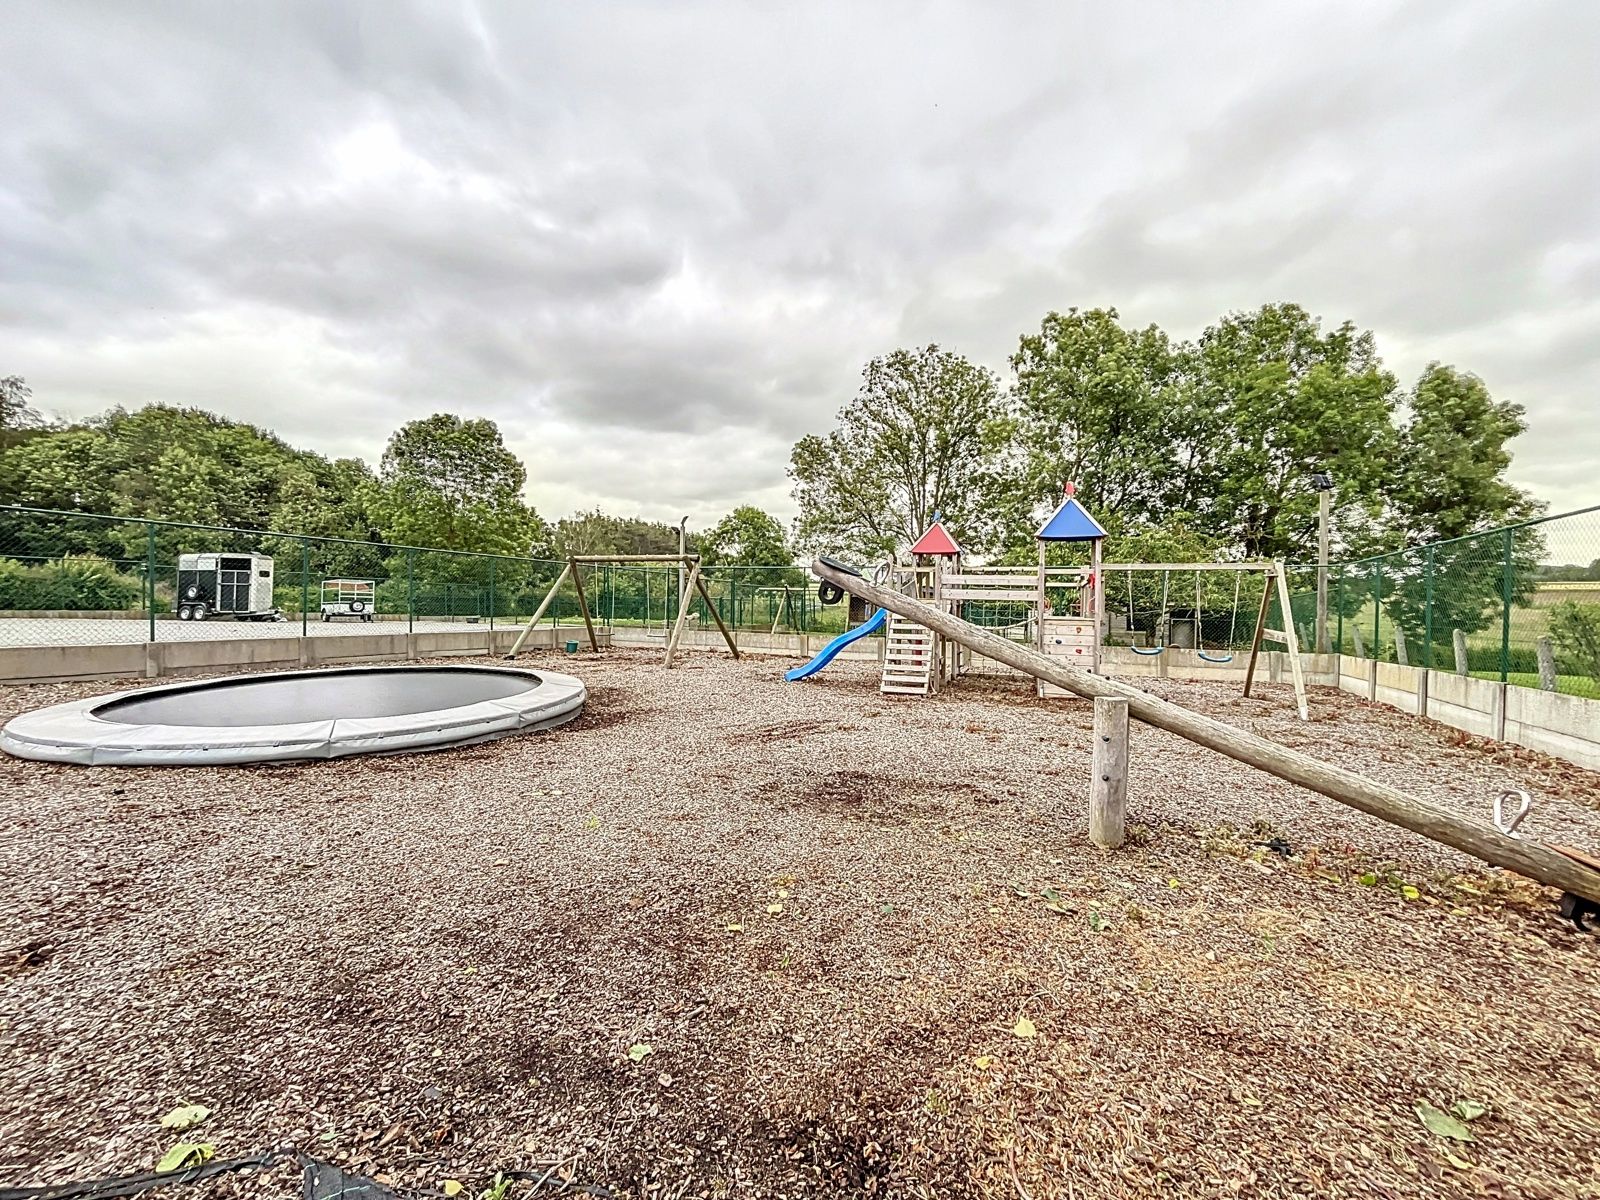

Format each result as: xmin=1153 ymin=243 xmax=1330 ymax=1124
xmin=175 ymin=552 xmax=282 ymax=622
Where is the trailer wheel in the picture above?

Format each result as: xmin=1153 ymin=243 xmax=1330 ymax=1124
xmin=191 ymin=603 xmax=208 ymax=621
xmin=178 ymin=605 xmax=193 ymax=621
xmin=184 ymin=584 xmax=199 ymax=601
xmin=349 ymin=599 xmax=366 ymax=613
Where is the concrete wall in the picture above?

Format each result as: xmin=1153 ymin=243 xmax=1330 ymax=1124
xmin=0 ymin=625 xmax=609 ymax=684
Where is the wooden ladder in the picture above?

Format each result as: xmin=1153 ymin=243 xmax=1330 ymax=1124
xmin=881 ymin=615 xmax=936 ymax=695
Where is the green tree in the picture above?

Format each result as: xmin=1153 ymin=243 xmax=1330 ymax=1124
xmin=701 ymin=505 xmax=797 ymax=588
xmin=550 ymin=510 xmax=682 ymax=559
xmin=790 ymin=345 xmax=1005 ymax=561
xmin=1383 ymin=364 xmax=1540 ymax=546
xmin=1549 ymin=601 xmax=1600 ymax=687
xmin=1 ymin=376 xmax=49 ymax=443
xmin=1186 ymin=303 xmax=1397 ymax=559
xmin=369 ymin=414 xmax=544 ymax=585
xmin=1007 ymin=308 xmax=1181 ymax=547
xmin=1370 ymin=366 xmax=1544 ymax=657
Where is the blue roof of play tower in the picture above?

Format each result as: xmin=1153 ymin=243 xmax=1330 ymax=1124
xmin=1036 ymin=496 xmax=1108 ymax=542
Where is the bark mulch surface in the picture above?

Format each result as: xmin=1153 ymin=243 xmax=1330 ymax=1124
xmin=2 ymin=650 xmax=1598 ymax=1199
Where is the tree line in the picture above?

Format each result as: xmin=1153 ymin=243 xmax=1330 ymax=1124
xmin=0 ymin=377 xmax=799 ymax=597
xmin=790 ymin=302 xmax=1539 ymax=565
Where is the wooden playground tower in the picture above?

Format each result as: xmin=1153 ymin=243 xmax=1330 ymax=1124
xmin=877 ymin=486 xmax=1309 ymax=718
xmin=877 ymin=489 xmax=1109 ymax=697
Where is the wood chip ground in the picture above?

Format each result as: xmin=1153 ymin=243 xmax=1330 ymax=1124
xmin=2 ymin=650 xmax=1598 ymax=1198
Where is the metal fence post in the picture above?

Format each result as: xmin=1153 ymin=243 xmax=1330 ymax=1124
xmin=488 ymin=558 xmax=496 ymax=631
xmin=1372 ymin=561 xmax=1382 ymax=663
xmin=1423 ymin=546 xmax=1435 ymax=670
xmin=1336 ymin=566 xmax=1344 ymax=654
xmin=406 ymin=550 xmax=415 ymax=634
xmin=145 ymin=522 xmax=158 ymax=642
xmin=300 ymin=537 xmax=310 ymax=636
xmin=1500 ymin=527 xmax=1513 ymax=683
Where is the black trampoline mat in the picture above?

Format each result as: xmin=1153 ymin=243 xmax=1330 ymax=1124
xmin=94 ymin=667 xmax=544 ymax=727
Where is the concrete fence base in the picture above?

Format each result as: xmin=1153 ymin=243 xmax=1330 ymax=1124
xmin=0 ymin=625 xmax=610 ymax=685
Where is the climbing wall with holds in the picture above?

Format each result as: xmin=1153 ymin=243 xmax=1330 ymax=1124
xmin=1038 ymin=614 xmax=1098 ymax=697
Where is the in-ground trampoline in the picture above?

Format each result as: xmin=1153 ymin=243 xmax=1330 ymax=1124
xmin=0 ymin=665 xmax=586 ymax=766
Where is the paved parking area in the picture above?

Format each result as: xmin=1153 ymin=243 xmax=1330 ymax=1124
xmin=0 ymin=617 xmax=517 ymax=648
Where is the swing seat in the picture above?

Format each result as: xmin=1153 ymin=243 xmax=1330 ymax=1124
xmin=1197 ymin=650 xmax=1234 ymax=663
xmin=1129 ymin=645 xmax=1165 ymax=656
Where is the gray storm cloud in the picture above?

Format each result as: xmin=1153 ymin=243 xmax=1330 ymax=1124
xmin=2 ymin=0 xmax=1597 ymax=528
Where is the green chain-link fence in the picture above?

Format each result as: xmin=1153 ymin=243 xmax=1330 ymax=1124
xmin=1307 ymin=506 xmax=1600 ymax=697
xmin=4 ymin=503 xmax=1599 ymax=698
xmin=0 ymin=504 xmax=830 ymax=647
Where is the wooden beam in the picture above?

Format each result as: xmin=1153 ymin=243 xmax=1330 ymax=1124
xmin=1099 ymin=562 xmax=1275 ymax=573
xmin=807 ymin=558 xmax=1600 ymax=905
xmin=1242 ymin=573 xmax=1274 ymax=698
xmin=1273 ymin=559 xmax=1310 ymax=721
xmin=663 ymin=559 xmax=703 ymax=668
xmin=1090 ymin=696 xmax=1128 ymax=849
xmin=570 ymin=554 xmax=702 ymax=564
xmin=568 ymin=557 xmax=599 ymax=652
xmin=503 ymin=563 xmax=571 ymax=658
xmin=693 ymin=571 xmax=741 ymax=659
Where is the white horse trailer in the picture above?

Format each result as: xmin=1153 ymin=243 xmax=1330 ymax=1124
xmin=175 ymin=552 xmax=282 ymax=622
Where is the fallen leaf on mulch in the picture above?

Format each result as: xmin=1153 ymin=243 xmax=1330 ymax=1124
xmin=1416 ymin=1101 xmax=1475 ymax=1142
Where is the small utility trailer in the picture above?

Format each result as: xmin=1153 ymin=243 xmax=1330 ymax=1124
xmin=320 ymin=578 xmax=377 ymax=622
xmin=175 ymin=552 xmax=283 ymax=622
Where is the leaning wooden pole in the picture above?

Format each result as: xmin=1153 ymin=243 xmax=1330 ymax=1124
xmin=693 ymin=572 xmax=741 ymax=660
xmin=810 ymin=558 xmax=1600 ymax=904
xmin=663 ymin=560 xmax=703 ymax=668
xmin=504 ymin=563 xmax=571 ymax=658
xmin=568 ymin=557 xmax=600 ymax=652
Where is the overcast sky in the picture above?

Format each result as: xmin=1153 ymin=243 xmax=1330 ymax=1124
xmin=3 ymin=0 xmax=1597 ymax=536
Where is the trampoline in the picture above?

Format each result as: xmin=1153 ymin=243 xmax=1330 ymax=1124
xmin=0 ymin=665 xmax=586 ymax=766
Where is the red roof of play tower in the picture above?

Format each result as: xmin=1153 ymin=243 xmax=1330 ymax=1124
xmin=910 ymin=520 xmax=962 ymax=556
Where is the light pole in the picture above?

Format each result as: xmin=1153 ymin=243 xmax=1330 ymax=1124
xmin=1312 ymin=471 xmax=1334 ymax=653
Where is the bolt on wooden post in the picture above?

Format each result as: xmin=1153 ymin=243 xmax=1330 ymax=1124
xmin=1090 ymin=696 xmax=1129 ymax=849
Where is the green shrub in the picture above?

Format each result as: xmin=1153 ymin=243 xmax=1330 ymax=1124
xmin=1549 ymin=602 xmax=1600 ymax=686
xmin=0 ymin=555 xmax=144 ymax=611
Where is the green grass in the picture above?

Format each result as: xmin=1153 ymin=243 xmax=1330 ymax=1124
xmin=1471 ymin=671 xmax=1600 ymax=699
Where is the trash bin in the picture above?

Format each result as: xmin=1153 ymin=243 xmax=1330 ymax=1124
xmin=565 ymin=640 xmax=579 ymax=654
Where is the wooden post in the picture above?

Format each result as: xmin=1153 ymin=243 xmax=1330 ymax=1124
xmin=1393 ymin=624 xmax=1408 ymax=667
xmin=1091 ymin=538 xmax=1105 ymax=674
xmin=1453 ymin=628 xmax=1469 ymax=676
xmin=807 ymin=558 xmax=1600 ymax=904
xmin=1315 ymin=488 xmax=1331 ymax=653
xmin=1242 ymin=572 xmax=1274 ymax=697
xmin=568 ymin=558 xmax=599 ymax=652
xmin=693 ymin=571 xmax=741 ymax=659
xmin=1273 ymin=561 xmax=1310 ymax=722
xmin=1351 ymin=624 xmax=1367 ymax=659
xmin=504 ymin=563 xmax=571 ymax=658
xmin=1536 ymin=636 xmax=1557 ymax=691
xmin=1090 ymin=697 xmax=1128 ymax=849
xmin=663 ymin=560 xmax=703 ymax=668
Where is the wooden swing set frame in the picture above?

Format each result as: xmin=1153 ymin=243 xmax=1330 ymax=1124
xmin=1098 ymin=559 xmax=1309 ymax=720
xmin=504 ymin=554 xmax=740 ymax=668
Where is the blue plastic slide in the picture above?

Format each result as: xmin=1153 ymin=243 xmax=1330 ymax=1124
xmin=784 ymin=608 xmax=888 ymax=681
